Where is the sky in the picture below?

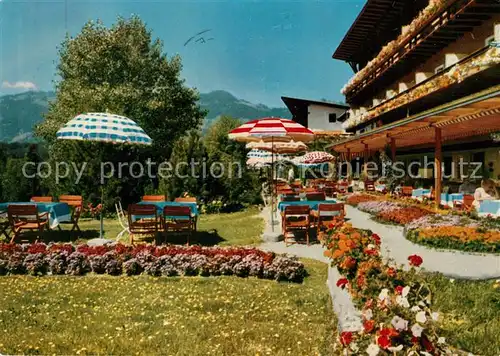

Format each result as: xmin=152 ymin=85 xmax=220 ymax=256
xmin=0 ymin=0 xmax=364 ymax=107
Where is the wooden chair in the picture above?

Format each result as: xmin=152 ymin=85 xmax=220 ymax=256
xmin=162 ymin=206 xmax=194 ymax=245
xmin=337 ymin=182 xmax=348 ymax=194
xmin=454 ymin=195 xmax=474 ymax=212
xmin=313 ymin=203 xmax=345 ymax=236
xmin=58 ymin=195 xmax=83 ymax=236
xmin=31 ymin=196 xmax=53 ymax=203
xmin=365 ymin=180 xmax=375 ymax=192
xmin=281 ymin=195 xmax=300 ymax=202
xmin=174 ymin=197 xmax=197 ymax=203
xmin=283 ymin=205 xmax=311 ymax=246
xmin=401 ymin=186 xmax=414 ymax=197
xmin=7 ymin=205 xmax=49 ymax=243
xmin=142 ymin=195 xmax=166 ymax=202
xmin=127 ymin=204 xmax=159 ymax=244
xmin=306 ymin=192 xmax=326 ymax=201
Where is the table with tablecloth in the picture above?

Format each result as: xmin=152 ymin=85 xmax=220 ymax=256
xmin=411 ymin=188 xmax=431 ymax=200
xmin=375 ymin=184 xmax=387 ymax=193
xmin=478 ymin=200 xmax=500 ymax=218
xmin=440 ymin=193 xmax=464 ymax=207
xmin=137 ymin=201 xmax=199 ymax=220
xmin=0 ymin=202 xmax=71 ymax=229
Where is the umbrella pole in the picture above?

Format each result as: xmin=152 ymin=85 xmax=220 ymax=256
xmin=271 ymin=136 xmax=275 ymax=232
xmin=100 ymin=183 xmax=104 ymax=239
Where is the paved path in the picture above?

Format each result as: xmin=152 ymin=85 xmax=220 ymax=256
xmin=346 ymin=205 xmax=500 ymax=280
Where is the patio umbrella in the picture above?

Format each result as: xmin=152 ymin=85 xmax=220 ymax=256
xmin=229 ymin=118 xmax=314 ymax=232
xmin=57 ymin=112 xmax=152 ymax=238
xmin=246 ymin=149 xmax=291 ymax=168
xmin=246 ymin=140 xmax=308 ymax=154
xmin=294 ymin=151 xmax=335 ymax=165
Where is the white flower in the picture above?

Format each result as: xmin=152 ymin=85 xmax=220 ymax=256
xmin=411 ymin=305 xmax=421 ymax=312
xmin=366 ymin=343 xmax=380 ymax=356
xmin=411 ymin=323 xmax=424 ymax=337
xmin=421 ymin=352 xmax=432 ymax=356
xmin=396 ymin=296 xmax=410 ymax=308
xmin=416 ymin=311 xmax=427 ymax=323
xmin=378 ymin=288 xmax=389 ymax=302
xmin=367 ymin=244 xmax=375 ymax=250
xmin=391 ymin=316 xmax=408 ymax=331
xmin=431 ymin=312 xmax=440 ymax=321
xmin=363 ymin=309 xmax=373 ymax=321
xmin=388 ymin=345 xmax=404 ymax=352
xmin=350 ymin=342 xmax=359 ymax=353
xmin=402 ymin=286 xmax=410 ymax=298
xmin=438 ymin=337 xmax=446 ymax=344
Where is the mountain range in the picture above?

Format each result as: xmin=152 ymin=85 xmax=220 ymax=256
xmin=0 ymin=90 xmax=291 ymax=143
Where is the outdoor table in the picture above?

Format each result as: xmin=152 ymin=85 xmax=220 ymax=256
xmin=278 ymin=200 xmax=329 ymax=213
xmin=0 ymin=202 xmax=71 ymax=229
xmin=412 ymin=188 xmax=431 ymax=200
xmin=478 ymin=200 xmax=500 ymax=218
xmin=138 ymin=201 xmax=199 ymax=220
xmin=375 ymin=184 xmax=386 ymax=193
xmin=440 ymin=193 xmax=464 ymax=207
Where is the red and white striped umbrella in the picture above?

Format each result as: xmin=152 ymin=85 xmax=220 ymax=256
xmin=228 ymin=117 xmax=315 ymax=143
xmin=295 ymin=151 xmax=335 ymax=164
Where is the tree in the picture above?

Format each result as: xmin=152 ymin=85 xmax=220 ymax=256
xmin=35 ymin=16 xmax=206 ymax=206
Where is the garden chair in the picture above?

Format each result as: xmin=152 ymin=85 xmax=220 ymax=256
xmin=115 ymin=200 xmax=130 ymax=241
xmin=336 ymin=182 xmax=348 ymax=194
xmin=174 ymin=197 xmax=197 ymax=203
xmin=365 ymin=180 xmax=375 ymax=192
xmin=453 ymin=195 xmax=474 ymax=212
xmin=58 ymin=195 xmax=83 ymax=236
xmin=127 ymin=204 xmax=159 ymax=244
xmin=162 ymin=206 xmax=194 ymax=245
xmin=306 ymin=192 xmax=326 ymax=201
xmin=401 ymin=186 xmax=414 ymax=197
xmin=312 ymin=203 xmax=345 ymax=236
xmin=31 ymin=196 xmax=53 ymax=203
xmin=283 ymin=205 xmax=311 ymax=246
xmin=142 ymin=195 xmax=166 ymax=202
xmin=281 ymin=195 xmax=300 ymax=202
xmin=7 ymin=204 xmax=49 ymax=243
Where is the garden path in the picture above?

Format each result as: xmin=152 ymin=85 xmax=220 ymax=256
xmin=346 ymin=205 xmax=500 ymax=280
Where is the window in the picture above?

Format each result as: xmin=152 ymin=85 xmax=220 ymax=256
xmin=485 ymin=35 xmax=495 ymax=46
xmin=434 ymin=64 xmax=445 ymax=74
xmin=328 ymin=113 xmax=337 ymax=123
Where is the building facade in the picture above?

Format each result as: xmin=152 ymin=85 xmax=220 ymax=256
xmin=330 ymin=0 xmax=500 ymax=196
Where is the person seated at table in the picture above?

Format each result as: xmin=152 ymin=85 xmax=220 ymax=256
xmin=459 ymin=178 xmax=477 ymax=195
xmin=473 ymin=179 xmax=499 ymax=210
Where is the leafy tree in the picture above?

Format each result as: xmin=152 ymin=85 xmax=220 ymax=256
xmin=0 ymin=158 xmax=32 ymax=202
xmin=35 ymin=16 xmax=205 ymax=207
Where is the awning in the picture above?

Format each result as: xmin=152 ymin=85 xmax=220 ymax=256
xmin=328 ymin=85 xmax=500 ymax=154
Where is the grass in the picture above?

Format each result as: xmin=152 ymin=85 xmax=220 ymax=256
xmin=0 ymin=259 xmax=336 ymax=356
xmin=423 ymin=273 xmax=500 ymax=355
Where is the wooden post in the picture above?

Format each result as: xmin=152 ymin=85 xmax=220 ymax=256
xmin=434 ymin=127 xmax=442 ymax=207
xmin=346 ymin=148 xmax=351 ymax=182
xmin=363 ymin=144 xmax=369 ymax=178
xmin=390 ymin=138 xmax=396 ymax=162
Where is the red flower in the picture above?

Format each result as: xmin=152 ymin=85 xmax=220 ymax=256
xmin=357 ymin=275 xmax=366 ymax=288
xmin=372 ymin=233 xmax=381 ymax=245
xmin=377 ymin=335 xmax=392 ymax=349
xmin=336 ymin=278 xmax=349 ymax=289
xmin=408 ymin=254 xmax=423 ymax=267
xmin=411 ymin=336 xmax=419 ymax=344
xmin=395 ymin=286 xmax=404 ymax=295
xmin=422 ymin=335 xmax=435 ymax=352
xmin=386 ymin=267 xmax=397 ymax=277
xmin=364 ymin=248 xmax=378 ymax=256
xmin=363 ymin=320 xmax=375 ymax=334
xmin=364 ymin=299 xmax=374 ymax=309
xmin=340 ymin=331 xmax=353 ymax=346
xmin=379 ymin=327 xmax=399 ymax=338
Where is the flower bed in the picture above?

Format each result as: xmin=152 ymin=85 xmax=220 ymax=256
xmin=377 ymin=206 xmax=432 ymax=225
xmin=345 ymin=194 xmax=380 ymax=207
xmin=405 ymin=214 xmax=478 ymax=231
xmin=407 ymin=227 xmax=500 ymax=253
xmin=320 ymin=222 xmax=455 ymax=354
xmin=0 ymin=243 xmax=306 ymax=282
xmin=358 ymin=201 xmax=400 ymax=215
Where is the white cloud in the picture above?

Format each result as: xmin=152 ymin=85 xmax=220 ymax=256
xmin=2 ymin=81 xmax=38 ymax=90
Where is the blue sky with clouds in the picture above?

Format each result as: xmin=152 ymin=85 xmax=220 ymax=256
xmin=0 ymin=0 xmax=364 ymax=107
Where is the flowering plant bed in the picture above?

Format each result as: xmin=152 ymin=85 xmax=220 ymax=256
xmin=0 ymin=243 xmax=306 ymax=282
xmin=320 ymin=223 xmax=458 ymax=355
xmin=345 ymin=193 xmax=382 ymax=207
xmin=407 ymin=227 xmax=500 ymax=253
xmin=377 ymin=206 xmax=432 ymax=225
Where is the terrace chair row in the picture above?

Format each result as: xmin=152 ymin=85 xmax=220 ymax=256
xmin=281 ymin=203 xmax=345 ymax=246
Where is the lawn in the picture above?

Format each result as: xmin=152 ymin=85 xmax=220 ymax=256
xmin=423 ymin=273 xmax=500 ymax=355
xmin=0 ymin=259 xmax=336 ymax=356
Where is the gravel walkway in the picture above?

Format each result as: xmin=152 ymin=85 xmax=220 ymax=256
xmin=346 ymin=205 xmax=500 ymax=280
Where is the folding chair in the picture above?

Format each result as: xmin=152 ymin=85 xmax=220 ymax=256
xmin=58 ymin=195 xmax=83 ymax=236
xmin=7 ymin=204 xmax=49 ymax=243
xmin=281 ymin=195 xmax=300 ymax=202
xmin=365 ymin=180 xmax=375 ymax=192
xmin=162 ymin=206 xmax=194 ymax=245
xmin=454 ymin=195 xmax=474 ymax=212
xmin=31 ymin=196 xmax=53 ymax=203
xmin=283 ymin=205 xmax=310 ymax=246
xmin=142 ymin=195 xmax=166 ymax=202
xmin=115 ymin=200 xmax=130 ymax=241
xmin=127 ymin=204 xmax=159 ymax=244
xmin=313 ymin=203 xmax=345 ymax=236
xmin=306 ymin=192 xmax=326 ymax=201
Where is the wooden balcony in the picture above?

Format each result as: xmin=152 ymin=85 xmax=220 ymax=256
xmin=345 ymin=0 xmax=500 ymax=105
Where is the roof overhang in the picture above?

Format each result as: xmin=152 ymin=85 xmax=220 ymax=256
xmin=328 ymin=85 xmax=500 ymax=153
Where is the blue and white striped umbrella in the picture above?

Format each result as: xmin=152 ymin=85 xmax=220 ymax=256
xmin=56 ymin=112 xmax=152 ymax=145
